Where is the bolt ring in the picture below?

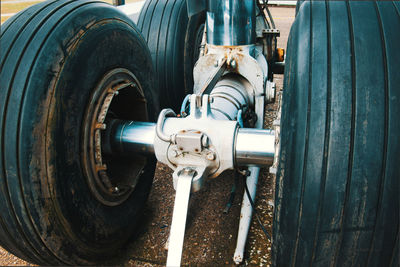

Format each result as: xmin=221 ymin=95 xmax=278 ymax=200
xmin=82 ymin=68 xmax=148 ymax=206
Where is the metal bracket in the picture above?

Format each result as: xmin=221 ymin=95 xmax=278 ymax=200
xmin=265 ymin=80 xmax=276 ymax=103
xmin=175 ymin=130 xmax=205 ymax=153
xmin=198 ymin=57 xmax=227 ymax=95
xmin=262 ymin=28 xmax=280 ymax=37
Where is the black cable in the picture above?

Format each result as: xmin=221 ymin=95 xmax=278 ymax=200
xmin=223 ymin=170 xmax=239 ymax=213
xmin=257 ymin=0 xmax=271 ymax=29
xmin=240 ymin=170 xmax=272 ymax=241
xmin=266 ymin=6 xmax=276 ymax=29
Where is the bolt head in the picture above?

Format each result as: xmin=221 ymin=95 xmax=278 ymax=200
xmin=96 ymin=123 xmax=107 ymax=130
xmin=230 ymin=59 xmax=237 ymax=69
xmin=206 ymin=152 xmax=216 ymax=161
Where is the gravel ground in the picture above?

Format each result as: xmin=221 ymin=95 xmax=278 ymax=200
xmin=129 ymin=7 xmax=295 ymax=266
xmin=0 ymin=6 xmax=295 ymax=267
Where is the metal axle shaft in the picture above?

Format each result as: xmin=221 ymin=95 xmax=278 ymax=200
xmin=107 ymin=120 xmax=274 ymax=167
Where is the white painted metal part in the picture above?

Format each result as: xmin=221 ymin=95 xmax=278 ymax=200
xmin=233 ymin=166 xmax=260 ymax=264
xmin=166 ymin=168 xmax=196 ymax=267
xmin=154 ymin=94 xmax=239 ymax=184
xmin=149 ymin=23 xmax=273 ymax=265
xmin=193 ymin=44 xmax=266 ymax=100
xmin=105 ymin=1 xmax=279 ymax=266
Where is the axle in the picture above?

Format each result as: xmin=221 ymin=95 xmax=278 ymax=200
xmin=107 ymin=120 xmax=275 ymax=167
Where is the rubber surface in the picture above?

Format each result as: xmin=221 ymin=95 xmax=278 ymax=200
xmin=0 ymin=0 xmax=158 ymax=264
xmin=137 ymin=0 xmax=205 ymax=111
xmin=295 ymin=0 xmax=305 ymax=16
xmin=274 ymin=1 xmax=400 ymax=266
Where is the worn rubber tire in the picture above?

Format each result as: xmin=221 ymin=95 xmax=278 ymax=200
xmin=0 ymin=0 xmax=158 ymax=265
xmin=274 ymin=1 xmax=399 ymax=266
xmin=137 ymin=0 xmax=205 ymax=111
xmin=295 ymin=0 xmax=306 ymax=16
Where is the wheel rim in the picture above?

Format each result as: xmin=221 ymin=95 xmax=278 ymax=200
xmin=83 ymin=68 xmax=149 ymax=206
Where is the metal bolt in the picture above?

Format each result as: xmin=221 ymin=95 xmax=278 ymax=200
xmin=96 ymin=123 xmax=107 ymax=130
xmin=182 ymin=168 xmax=195 ymax=175
xmin=230 ymin=59 xmax=237 ymax=69
xmin=206 ymin=152 xmax=216 ymax=161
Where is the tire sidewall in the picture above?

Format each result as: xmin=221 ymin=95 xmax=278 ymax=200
xmin=183 ymin=11 xmax=206 ymax=96
xmin=19 ymin=4 xmax=158 ymax=264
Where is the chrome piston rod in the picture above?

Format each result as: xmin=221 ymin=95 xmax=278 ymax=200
xmin=106 ymin=120 xmax=274 ymax=166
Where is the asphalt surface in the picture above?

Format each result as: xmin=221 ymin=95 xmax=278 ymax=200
xmin=0 ymin=6 xmax=295 ymax=267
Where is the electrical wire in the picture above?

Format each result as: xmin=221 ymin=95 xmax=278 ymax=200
xmin=265 ymin=6 xmax=276 ymax=29
xmin=256 ymin=0 xmax=276 ymax=29
xmin=223 ymin=171 xmax=238 ymax=214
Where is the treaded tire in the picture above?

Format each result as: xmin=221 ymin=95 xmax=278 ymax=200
xmin=295 ymin=0 xmax=306 ymax=16
xmin=273 ymin=1 xmax=399 ymax=266
xmin=0 ymin=0 xmax=158 ymax=265
xmin=137 ymin=0 xmax=205 ymax=111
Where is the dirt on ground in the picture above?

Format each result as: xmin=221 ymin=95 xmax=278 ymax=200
xmin=126 ymin=80 xmax=282 ymax=267
xmin=0 ymin=6 xmax=295 ymax=267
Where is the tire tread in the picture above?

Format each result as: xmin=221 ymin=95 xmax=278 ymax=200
xmin=1 ymin=1 xmax=89 ymax=264
xmin=274 ymin=1 xmax=399 ymax=266
xmin=0 ymin=1 xmax=145 ymax=264
xmin=138 ymin=0 xmax=196 ymax=110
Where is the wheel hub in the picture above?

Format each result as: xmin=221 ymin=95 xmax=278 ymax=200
xmin=83 ymin=68 xmax=148 ymax=206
